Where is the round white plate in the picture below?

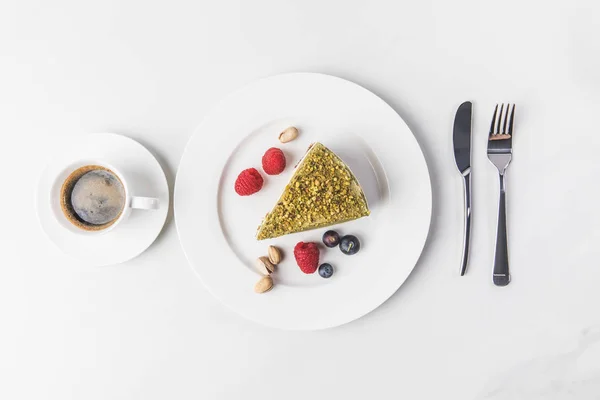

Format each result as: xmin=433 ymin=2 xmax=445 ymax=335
xmin=36 ymin=133 xmax=169 ymax=267
xmin=175 ymin=73 xmax=431 ymax=330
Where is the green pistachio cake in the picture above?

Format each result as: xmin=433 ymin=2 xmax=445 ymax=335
xmin=256 ymin=142 xmax=370 ymax=240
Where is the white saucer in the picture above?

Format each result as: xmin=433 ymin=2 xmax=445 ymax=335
xmin=36 ymin=133 xmax=169 ymax=266
xmin=175 ymin=73 xmax=432 ymax=330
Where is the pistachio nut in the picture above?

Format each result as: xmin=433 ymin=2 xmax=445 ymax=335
xmin=267 ymin=245 xmax=282 ymax=265
xmin=255 ymin=256 xmax=276 ymax=275
xmin=254 ymin=276 xmax=274 ymax=294
xmin=278 ymin=126 xmax=299 ymax=143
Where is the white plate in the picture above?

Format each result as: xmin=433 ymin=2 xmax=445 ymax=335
xmin=36 ymin=133 xmax=169 ymax=267
xmin=175 ymin=73 xmax=431 ymax=330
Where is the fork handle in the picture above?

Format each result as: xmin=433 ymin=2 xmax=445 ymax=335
xmin=459 ymin=171 xmax=471 ymax=276
xmin=493 ymin=173 xmax=510 ymax=286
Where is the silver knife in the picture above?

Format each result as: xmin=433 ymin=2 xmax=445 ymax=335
xmin=453 ymin=101 xmax=473 ymax=276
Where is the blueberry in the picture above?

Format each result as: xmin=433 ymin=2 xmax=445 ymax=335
xmin=322 ymin=230 xmax=340 ymax=248
xmin=340 ymin=235 xmax=360 ymax=255
xmin=318 ymin=263 xmax=334 ymax=278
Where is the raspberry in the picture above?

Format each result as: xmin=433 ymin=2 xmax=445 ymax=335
xmin=234 ymin=168 xmax=263 ymax=196
xmin=294 ymin=242 xmax=320 ymax=274
xmin=262 ymin=147 xmax=286 ymax=175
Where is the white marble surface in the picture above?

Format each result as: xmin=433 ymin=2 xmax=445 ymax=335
xmin=1 ymin=0 xmax=599 ymax=399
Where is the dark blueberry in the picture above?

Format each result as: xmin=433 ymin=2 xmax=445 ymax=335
xmin=322 ymin=230 xmax=340 ymax=248
xmin=318 ymin=263 xmax=334 ymax=278
xmin=340 ymin=235 xmax=360 ymax=255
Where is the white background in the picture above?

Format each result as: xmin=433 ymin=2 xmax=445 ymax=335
xmin=1 ymin=0 xmax=600 ymax=399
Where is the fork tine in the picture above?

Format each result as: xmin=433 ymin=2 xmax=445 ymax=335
xmin=496 ymin=104 xmax=504 ymax=134
xmin=489 ymin=104 xmax=498 ymax=135
xmin=502 ymin=104 xmax=510 ymax=134
xmin=508 ymin=104 xmax=515 ymax=136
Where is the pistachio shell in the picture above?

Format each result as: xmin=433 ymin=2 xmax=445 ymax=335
xmin=255 ymin=256 xmax=276 ymax=275
xmin=254 ymin=276 xmax=273 ymax=294
xmin=278 ymin=126 xmax=299 ymax=143
xmin=267 ymin=246 xmax=282 ymax=265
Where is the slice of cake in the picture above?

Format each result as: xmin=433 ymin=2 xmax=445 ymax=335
xmin=256 ymin=142 xmax=370 ymax=240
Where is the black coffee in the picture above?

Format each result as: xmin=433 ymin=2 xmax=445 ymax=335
xmin=60 ymin=165 xmax=126 ymax=231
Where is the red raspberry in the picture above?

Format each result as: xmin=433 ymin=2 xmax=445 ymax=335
xmin=294 ymin=242 xmax=320 ymax=274
xmin=234 ymin=168 xmax=263 ymax=196
xmin=262 ymin=147 xmax=286 ymax=175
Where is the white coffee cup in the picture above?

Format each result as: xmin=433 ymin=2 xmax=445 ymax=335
xmin=51 ymin=160 xmax=160 ymax=235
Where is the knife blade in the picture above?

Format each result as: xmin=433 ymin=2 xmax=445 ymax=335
xmin=453 ymin=101 xmax=472 ymax=276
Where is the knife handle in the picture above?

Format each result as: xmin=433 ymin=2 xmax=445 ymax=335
xmin=460 ymin=170 xmax=471 ymax=276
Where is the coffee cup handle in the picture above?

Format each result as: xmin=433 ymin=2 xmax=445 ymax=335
xmin=130 ymin=196 xmax=160 ymax=210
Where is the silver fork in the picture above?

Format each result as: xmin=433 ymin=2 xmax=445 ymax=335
xmin=487 ymin=104 xmax=515 ymax=287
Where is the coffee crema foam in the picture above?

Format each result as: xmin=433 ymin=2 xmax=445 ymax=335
xmin=60 ymin=165 xmax=126 ymax=231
